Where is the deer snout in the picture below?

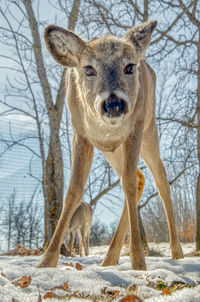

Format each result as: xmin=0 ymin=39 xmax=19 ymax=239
xmin=101 ymin=94 xmax=128 ymax=118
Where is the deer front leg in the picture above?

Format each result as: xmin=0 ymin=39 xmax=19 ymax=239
xmin=102 ymin=200 xmax=129 ymax=266
xmin=122 ymin=129 xmax=146 ymax=270
xmin=141 ymin=121 xmax=183 ymax=260
xmin=102 ymin=169 xmax=145 ymax=266
xmin=37 ymin=135 xmax=94 ymax=268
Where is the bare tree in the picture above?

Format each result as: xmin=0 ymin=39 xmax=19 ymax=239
xmin=152 ymin=0 xmax=200 ymax=250
xmin=22 ymin=0 xmax=82 ymax=248
xmin=0 ymin=188 xmax=43 ymax=253
xmin=1 ymin=191 xmax=16 ymax=252
xmin=0 ymin=0 xmax=81 ymax=249
xmin=90 ymin=219 xmax=108 ymax=246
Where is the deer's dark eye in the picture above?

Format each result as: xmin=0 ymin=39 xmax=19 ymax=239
xmin=84 ymin=65 xmax=97 ymax=76
xmin=124 ymin=64 xmax=135 ymax=74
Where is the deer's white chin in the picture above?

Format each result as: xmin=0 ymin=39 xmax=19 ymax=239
xmin=101 ymin=114 xmax=125 ymax=125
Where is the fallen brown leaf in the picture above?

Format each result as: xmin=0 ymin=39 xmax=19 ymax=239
xmin=65 ymin=262 xmax=74 ymax=267
xmin=162 ymin=288 xmax=171 ymax=295
xmin=1 ymin=272 xmax=6 ymax=278
xmin=63 ymin=281 xmax=70 ymax=291
xmin=19 ymin=276 xmax=32 ymax=288
xmin=119 ymin=295 xmax=143 ymax=302
xmin=75 ymin=263 xmax=82 ymax=270
xmin=44 ymin=291 xmax=54 ymax=299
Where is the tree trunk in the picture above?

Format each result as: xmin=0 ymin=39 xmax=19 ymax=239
xmin=196 ymin=28 xmax=200 ymax=251
xmin=42 ymin=0 xmax=82 ymax=250
xmin=43 ymin=140 xmax=64 ymax=248
xmin=22 ymin=0 xmax=81 ymax=250
xmin=143 ymin=0 xmax=149 ymax=22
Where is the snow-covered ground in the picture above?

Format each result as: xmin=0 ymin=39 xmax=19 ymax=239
xmin=0 ymin=243 xmax=199 ymax=301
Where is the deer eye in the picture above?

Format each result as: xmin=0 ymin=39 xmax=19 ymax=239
xmin=84 ymin=65 xmax=97 ymax=76
xmin=124 ymin=63 xmax=135 ymax=74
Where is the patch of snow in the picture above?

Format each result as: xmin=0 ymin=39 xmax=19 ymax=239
xmin=0 ymin=243 xmax=199 ymax=301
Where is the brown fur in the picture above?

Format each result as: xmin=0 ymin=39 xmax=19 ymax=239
xmin=38 ymin=20 xmax=183 ymax=270
xmin=64 ymin=201 xmax=92 ymax=257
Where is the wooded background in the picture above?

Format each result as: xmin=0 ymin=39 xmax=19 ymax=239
xmin=0 ymin=0 xmax=199 ymax=253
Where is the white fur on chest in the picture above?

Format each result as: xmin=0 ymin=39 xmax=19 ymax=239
xmin=83 ymin=113 xmax=131 ymax=151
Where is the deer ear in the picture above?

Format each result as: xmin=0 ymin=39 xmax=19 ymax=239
xmin=124 ymin=20 xmax=157 ymax=59
xmin=44 ymin=25 xmax=86 ymax=67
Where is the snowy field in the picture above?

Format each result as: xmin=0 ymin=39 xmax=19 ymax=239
xmin=0 ymin=243 xmax=199 ymax=301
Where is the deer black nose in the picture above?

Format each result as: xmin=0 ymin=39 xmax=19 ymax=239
xmin=102 ymin=94 xmax=127 ymax=118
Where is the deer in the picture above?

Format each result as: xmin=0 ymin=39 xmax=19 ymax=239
xmin=64 ymin=201 xmax=93 ymax=257
xmin=65 ymin=170 xmax=146 ymax=257
xmin=38 ymin=20 xmax=184 ymax=270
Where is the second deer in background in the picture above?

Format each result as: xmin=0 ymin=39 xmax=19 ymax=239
xmin=64 ymin=202 xmax=93 ymax=257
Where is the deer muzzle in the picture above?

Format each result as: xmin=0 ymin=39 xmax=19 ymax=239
xmin=101 ymin=94 xmax=128 ymax=118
